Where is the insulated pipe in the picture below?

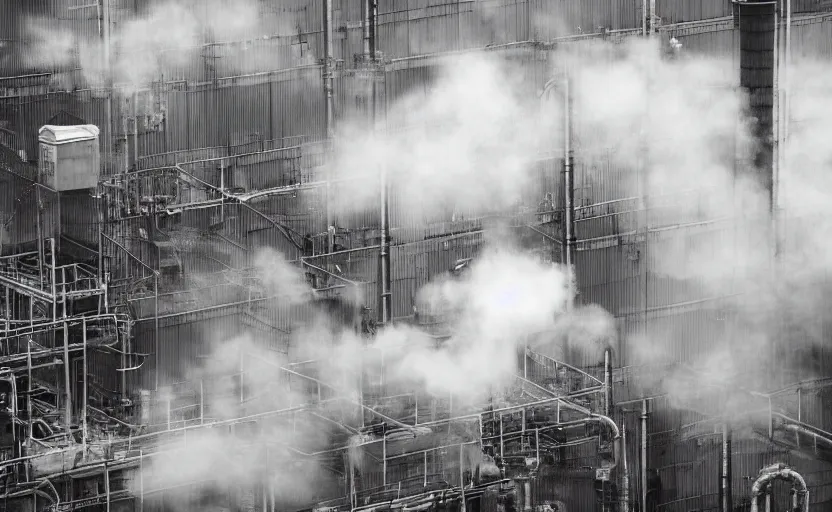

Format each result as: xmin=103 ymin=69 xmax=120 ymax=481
xmin=749 ymin=463 xmax=808 ymax=512
xmin=379 ymin=164 xmax=391 ymax=325
xmin=363 ymin=0 xmax=372 ymax=59
xmin=784 ymin=423 xmax=832 ymax=449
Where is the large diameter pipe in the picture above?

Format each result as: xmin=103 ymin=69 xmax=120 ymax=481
xmin=749 ymin=463 xmax=808 ymax=512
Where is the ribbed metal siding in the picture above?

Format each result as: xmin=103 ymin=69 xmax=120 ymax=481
xmin=59 ymin=189 xmax=99 ymax=247
xmin=792 ymin=14 xmax=832 ymax=57
xmin=0 ymin=91 xmax=110 ymax=165
xmin=657 ymin=0 xmax=732 ymax=24
xmin=0 ymin=169 xmax=60 ymax=252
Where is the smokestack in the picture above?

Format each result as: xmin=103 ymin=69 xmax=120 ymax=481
xmin=734 ymin=0 xmax=776 ymax=207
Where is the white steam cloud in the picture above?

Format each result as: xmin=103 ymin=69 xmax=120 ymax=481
xmin=330 ymin=53 xmax=559 ymax=222
xmin=21 ymin=0 xmax=312 ymax=90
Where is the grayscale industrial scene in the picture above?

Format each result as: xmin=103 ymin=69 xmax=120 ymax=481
xmin=0 ymin=0 xmax=831 ymax=511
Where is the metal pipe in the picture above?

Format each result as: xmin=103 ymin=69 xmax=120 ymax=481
xmin=133 ymin=90 xmax=139 ymax=175
xmin=749 ymin=463 xmax=808 ymax=512
xmin=82 ymin=318 xmax=88 ymax=456
xmin=604 ymin=349 xmax=612 ymax=416
xmin=379 ymin=164 xmax=391 ymax=324
xmin=63 ymin=321 xmax=71 ymax=431
xmin=50 ymin=238 xmax=56 ymax=322
xmin=523 ymin=479 xmax=531 ymax=512
xmin=721 ymin=422 xmax=732 ymax=512
xmin=783 ymin=423 xmax=832 ymax=449
xmin=641 ymin=400 xmax=648 ymax=512
xmin=363 ymin=0 xmax=372 ymax=59
xmin=27 ymin=337 xmax=32 ymax=446
xmin=200 ymin=379 xmax=204 ymax=424
xmin=649 ymin=0 xmax=656 ymax=35
xmin=154 ymin=273 xmax=159 ymax=391
xmin=35 ymin=186 xmax=43 ymax=288
xmin=383 ymin=433 xmax=387 ymax=487
xmin=460 ymin=444 xmax=467 ymax=512
xmin=620 ymin=424 xmax=630 ymax=512
xmin=563 ymin=76 xmax=575 ymax=310
xmin=323 ymin=0 xmax=335 ymax=254
xmin=104 ymin=462 xmax=111 ymax=512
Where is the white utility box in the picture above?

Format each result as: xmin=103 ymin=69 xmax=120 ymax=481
xmin=37 ymin=124 xmax=100 ymax=191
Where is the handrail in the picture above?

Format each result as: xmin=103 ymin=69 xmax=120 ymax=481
xmin=525 ymin=347 xmax=605 ymax=386
xmin=101 ymin=233 xmax=158 ymax=276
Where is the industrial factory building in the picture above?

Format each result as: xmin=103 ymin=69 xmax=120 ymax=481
xmin=1 ymin=0 xmax=832 ymax=511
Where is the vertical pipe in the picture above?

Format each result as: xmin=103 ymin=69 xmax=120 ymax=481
xmin=82 ymin=319 xmax=88 ymax=455
xmin=499 ymin=415 xmax=504 ymax=458
xmin=139 ymin=450 xmax=144 ymax=512
xmin=535 ymin=428 xmax=539 ymax=463
xmin=240 ymin=350 xmax=245 ymax=403
xmin=50 ymin=238 xmax=57 ymax=322
xmin=121 ymin=311 xmax=128 ymax=398
xmin=63 ymin=321 xmax=71 ymax=431
xmin=642 ymin=0 xmax=648 ymax=36
xmin=460 ymin=445 xmax=467 ymax=512
xmin=649 ymin=0 xmax=656 ymax=35
xmin=424 ymin=451 xmax=428 ymax=486
xmin=621 ymin=424 xmax=630 ymax=512
xmin=379 ymin=165 xmax=391 ymax=324
xmin=383 ymin=433 xmax=387 ymax=487
xmin=721 ymin=423 xmax=732 ymax=512
xmin=133 ymin=90 xmax=139 ymax=174
xmin=200 ymin=379 xmax=204 ymax=424
xmin=35 ymin=186 xmax=43 ymax=288
xmin=641 ymin=400 xmax=648 ymax=512
xmin=363 ymin=0 xmax=372 ymax=59
xmin=604 ymin=349 xmax=612 ymax=416
xmin=27 ymin=337 xmax=32 ymax=444
xmin=324 ymin=0 xmax=335 ymax=253
xmin=563 ymin=76 xmax=575 ymax=311
xmin=105 ymin=462 xmax=111 ymax=512
xmin=102 ymin=0 xmax=112 ymax=172
xmin=523 ymin=480 xmax=531 ymax=512
xmin=154 ymin=273 xmax=159 ymax=391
